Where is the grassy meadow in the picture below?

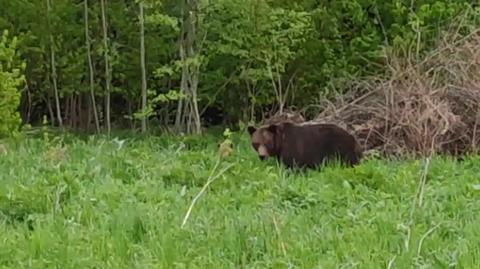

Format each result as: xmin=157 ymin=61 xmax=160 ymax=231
xmin=0 ymin=129 xmax=479 ymax=268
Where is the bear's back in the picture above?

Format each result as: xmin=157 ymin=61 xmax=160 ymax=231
xmin=278 ymin=122 xmax=362 ymax=168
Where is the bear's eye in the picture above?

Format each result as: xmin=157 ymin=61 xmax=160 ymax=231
xmin=252 ymin=143 xmax=259 ymax=149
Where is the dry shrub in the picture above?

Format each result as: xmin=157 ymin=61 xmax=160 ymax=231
xmin=315 ymin=25 xmax=480 ymax=157
xmin=263 ymin=109 xmax=306 ymax=125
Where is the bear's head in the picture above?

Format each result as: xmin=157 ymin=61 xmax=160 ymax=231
xmin=247 ymin=124 xmax=281 ymax=160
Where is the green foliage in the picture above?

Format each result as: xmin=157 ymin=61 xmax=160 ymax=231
xmin=133 ymin=89 xmax=186 ymax=120
xmin=0 ymin=30 xmax=25 ymax=138
xmin=200 ymin=0 xmax=315 ymax=120
xmin=0 ymin=0 xmax=479 ymax=130
xmin=1 ymin=135 xmax=480 ymax=267
xmin=272 ymin=0 xmax=480 ymax=103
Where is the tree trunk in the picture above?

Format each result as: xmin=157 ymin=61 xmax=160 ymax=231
xmin=174 ymin=7 xmax=186 ymax=134
xmin=100 ymin=0 xmax=111 ymax=135
xmin=127 ymin=98 xmax=134 ymax=129
xmin=86 ymin=93 xmax=92 ymax=132
xmin=47 ymin=0 xmax=63 ymax=127
xmin=139 ymin=2 xmax=147 ymax=133
xmin=175 ymin=97 xmax=184 ymax=133
xmin=187 ymin=0 xmax=201 ymax=134
xmin=45 ymin=95 xmax=55 ymax=126
xmin=73 ymin=94 xmax=78 ymax=128
xmin=84 ymin=0 xmax=100 ymax=133
xmin=26 ymin=86 xmax=32 ymax=123
xmin=67 ymin=95 xmax=72 ymax=127
xmin=77 ymin=93 xmax=82 ymax=129
xmin=176 ymin=0 xmax=202 ymax=134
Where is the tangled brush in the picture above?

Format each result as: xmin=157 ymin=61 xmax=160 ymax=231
xmin=315 ymin=25 xmax=480 ymax=157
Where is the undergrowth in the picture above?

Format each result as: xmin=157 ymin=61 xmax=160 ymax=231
xmin=0 ymin=131 xmax=479 ymax=268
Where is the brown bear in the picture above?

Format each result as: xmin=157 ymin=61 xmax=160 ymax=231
xmin=247 ymin=121 xmax=363 ymax=169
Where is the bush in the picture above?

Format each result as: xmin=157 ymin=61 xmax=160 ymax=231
xmin=0 ymin=30 xmax=25 ymax=138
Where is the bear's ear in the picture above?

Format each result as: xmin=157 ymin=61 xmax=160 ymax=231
xmin=267 ymin=122 xmax=287 ymax=134
xmin=267 ymin=124 xmax=278 ymax=133
xmin=247 ymin=126 xmax=257 ymax=136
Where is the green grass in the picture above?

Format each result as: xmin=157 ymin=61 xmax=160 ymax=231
xmin=0 ymin=131 xmax=479 ymax=268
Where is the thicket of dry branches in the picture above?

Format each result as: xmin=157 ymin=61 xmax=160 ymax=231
xmin=262 ymin=109 xmax=306 ymax=125
xmin=314 ymin=25 xmax=480 ymax=157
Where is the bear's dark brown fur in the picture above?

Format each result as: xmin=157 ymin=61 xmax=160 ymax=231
xmin=247 ymin=121 xmax=363 ymax=169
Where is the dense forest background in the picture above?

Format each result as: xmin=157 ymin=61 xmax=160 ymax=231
xmin=1 ymin=0 xmax=479 ymax=137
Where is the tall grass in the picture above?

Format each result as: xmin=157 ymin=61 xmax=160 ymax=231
xmin=0 ymin=132 xmax=479 ymax=268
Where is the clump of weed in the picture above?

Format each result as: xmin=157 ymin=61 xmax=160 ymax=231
xmin=0 ymin=143 xmax=8 ymax=156
xmin=218 ymin=128 xmax=234 ymax=159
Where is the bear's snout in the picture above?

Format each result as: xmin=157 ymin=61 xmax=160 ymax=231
xmin=257 ymin=145 xmax=269 ymax=159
